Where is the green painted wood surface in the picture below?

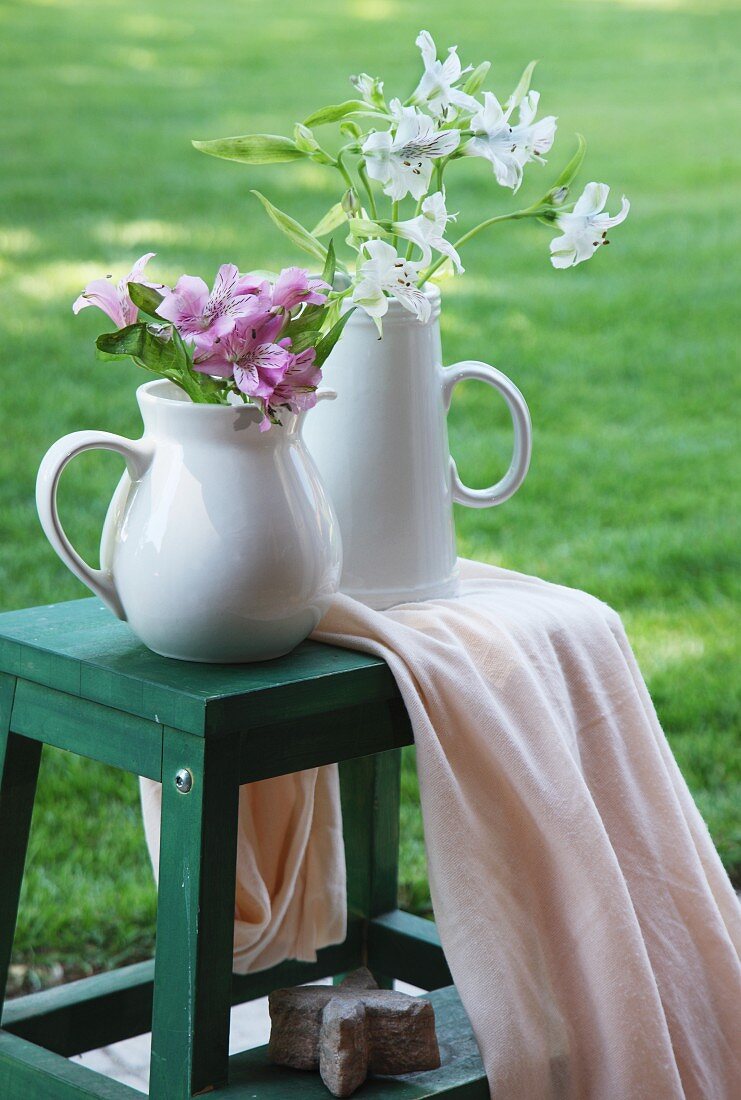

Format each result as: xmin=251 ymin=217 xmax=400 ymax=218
xmin=0 ymin=675 xmax=42 ymax=1016
xmin=150 ymin=728 xmax=240 ymax=1099
xmin=2 ymin=920 xmax=365 ymax=1059
xmin=368 ymin=911 xmax=452 ymax=992
xmin=212 ymin=985 xmax=487 ymax=1099
xmin=339 ymin=747 xmax=401 ymax=988
xmin=2 ymin=960 xmax=154 ymax=1058
xmin=341 ymin=749 xmax=402 ymax=922
xmin=239 ymin=699 xmax=412 ymax=783
xmin=0 ymin=1028 xmax=141 ymax=1099
xmin=0 ymin=599 xmax=400 ymax=736
xmin=10 ymin=679 xmax=162 ymax=780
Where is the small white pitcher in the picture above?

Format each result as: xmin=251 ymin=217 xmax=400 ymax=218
xmin=303 ymin=287 xmax=532 ymax=609
xmin=36 ymin=379 xmax=342 ymax=662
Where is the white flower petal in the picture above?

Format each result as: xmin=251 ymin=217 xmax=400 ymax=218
xmin=573 ymin=182 xmax=609 ymax=217
xmin=416 ymin=30 xmax=436 ymax=68
xmin=352 ymin=278 xmax=390 ymax=318
xmin=392 ymin=284 xmax=432 ymax=322
xmin=518 ymin=90 xmax=540 ymax=127
xmin=549 ymin=243 xmax=576 ymax=269
xmin=440 ymin=47 xmax=463 ymax=85
xmin=393 ymin=105 xmax=423 ymax=149
xmin=449 ymin=87 xmax=481 ymax=114
xmin=435 ymin=237 xmax=464 ymax=274
xmin=600 ymin=196 xmax=631 ymax=228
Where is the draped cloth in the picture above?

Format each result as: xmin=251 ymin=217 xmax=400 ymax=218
xmin=314 ymin=560 xmax=741 ymax=1099
xmin=140 ymin=767 xmax=346 ymax=973
xmin=141 ymin=558 xmax=741 ymax=1097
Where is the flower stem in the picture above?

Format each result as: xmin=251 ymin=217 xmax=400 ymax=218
xmin=357 ymin=159 xmax=378 ymax=219
xmin=334 ymin=148 xmax=355 ymax=194
xmin=391 ymin=201 xmax=399 ymax=248
xmin=416 ymin=205 xmax=548 ymax=286
xmin=404 ymin=196 xmax=425 ymax=260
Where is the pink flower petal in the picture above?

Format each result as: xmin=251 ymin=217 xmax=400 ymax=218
xmin=72 ymin=278 xmax=126 ymax=328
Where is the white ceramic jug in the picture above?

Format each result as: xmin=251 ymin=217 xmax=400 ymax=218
xmin=303 ymin=287 xmax=532 ymax=609
xmin=36 ymin=380 xmax=342 ymax=662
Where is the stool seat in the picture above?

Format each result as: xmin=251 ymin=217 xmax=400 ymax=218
xmin=0 ymin=598 xmax=481 ymax=1099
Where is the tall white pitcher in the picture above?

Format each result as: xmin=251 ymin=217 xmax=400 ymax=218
xmin=304 ymin=287 xmax=532 ymax=609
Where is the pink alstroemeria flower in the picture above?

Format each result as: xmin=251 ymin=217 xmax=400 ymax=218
xmin=157 ymin=265 xmax=269 ymax=342
xmin=188 ymin=286 xmax=276 ymax=365
xmin=72 ymin=252 xmax=157 ymax=329
xmin=268 ymin=348 xmax=323 ymax=414
xmin=271 ymin=267 xmax=329 ymax=311
xmin=194 ymin=315 xmax=294 ymax=426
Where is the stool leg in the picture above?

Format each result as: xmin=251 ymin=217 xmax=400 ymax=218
xmin=340 ymin=746 xmax=401 ymax=987
xmin=0 ymin=675 xmax=42 ymax=1012
xmin=150 ymin=728 xmax=240 ymax=1099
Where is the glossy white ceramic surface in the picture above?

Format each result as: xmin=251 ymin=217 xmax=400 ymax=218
xmin=303 ymin=287 xmax=532 ymax=609
xmin=36 ymin=380 xmax=342 ymax=662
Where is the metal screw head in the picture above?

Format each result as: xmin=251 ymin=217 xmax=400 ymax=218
xmin=175 ymin=768 xmax=193 ymax=794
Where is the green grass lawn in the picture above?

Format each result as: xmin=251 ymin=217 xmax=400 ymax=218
xmin=1 ymin=0 xmax=739 ymax=988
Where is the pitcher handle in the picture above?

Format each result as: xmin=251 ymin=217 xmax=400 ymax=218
xmin=442 ymin=360 xmax=532 ymax=509
xmin=36 ymin=431 xmax=153 ymax=620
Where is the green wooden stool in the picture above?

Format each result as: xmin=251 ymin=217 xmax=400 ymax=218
xmin=0 ymin=598 xmax=486 ymax=1099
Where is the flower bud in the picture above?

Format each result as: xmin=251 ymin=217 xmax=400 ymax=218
xmin=350 ymin=73 xmax=386 ymax=109
xmin=341 ymin=188 xmax=360 ymax=215
xmin=293 ymin=123 xmax=320 ymax=153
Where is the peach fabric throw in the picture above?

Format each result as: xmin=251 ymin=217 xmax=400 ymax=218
xmin=314 ymin=560 xmax=741 ymax=1100
xmin=139 ymin=558 xmax=741 ymax=1098
xmin=140 ymin=767 xmax=346 ymax=973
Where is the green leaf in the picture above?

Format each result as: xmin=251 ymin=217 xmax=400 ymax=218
xmin=250 ymin=190 xmax=327 ymax=263
xmin=506 ymin=60 xmax=538 ymax=111
xmin=462 ymin=61 xmax=490 ymax=97
xmin=303 ymin=100 xmax=383 ymax=127
xmin=313 ymin=307 xmax=355 ymax=368
xmin=285 ymin=301 xmax=327 ymax=341
xmin=321 ymin=239 xmax=337 ymax=286
xmin=312 ymin=203 xmax=347 ymax=238
xmin=94 ymin=346 xmax=128 ymax=362
xmin=127 ymin=282 xmax=164 ymax=318
xmin=95 ymin=323 xmax=222 ymax=404
xmin=192 ymin=134 xmax=306 ymax=165
xmin=290 ymin=329 xmax=324 ymax=354
xmin=546 ymin=133 xmax=587 ymax=199
xmin=347 ymin=217 xmax=389 ymax=241
xmin=339 ymin=120 xmax=363 ymax=140
xmin=96 ymin=322 xmax=183 ymax=374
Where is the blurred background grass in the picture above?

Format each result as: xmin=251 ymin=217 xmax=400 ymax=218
xmin=1 ymin=0 xmax=739 ymax=986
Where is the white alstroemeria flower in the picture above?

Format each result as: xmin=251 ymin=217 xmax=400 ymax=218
xmin=465 ymin=93 xmax=523 ymax=189
xmin=392 ymin=192 xmax=464 ymax=273
xmin=362 ymin=102 xmax=461 ymax=201
xmin=509 ymin=91 xmax=557 ymax=165
xmin=465 ymin=90 xmax=556 ymax=191
xmin=410 ymin=30 xmax=479 ymax=119
xmin=352 ymin=240 xmax=431 ymax=323
xmin=549 ymin=182 xmax=630 ymax=268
